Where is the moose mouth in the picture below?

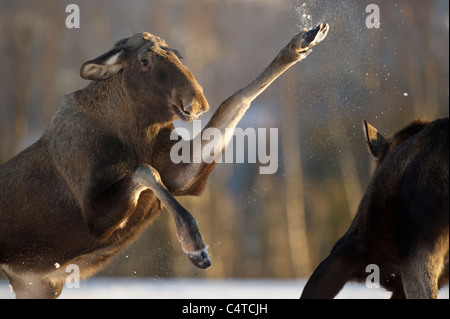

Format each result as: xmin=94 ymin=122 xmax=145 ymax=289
xmin=171 ymin=101 xmax=199 ymax=122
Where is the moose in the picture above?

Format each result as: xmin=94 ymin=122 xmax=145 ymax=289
xmin=301 ymin=117 xmax=449 ymax=299
xmin=0 ymin=25 xmax=329 ymax=298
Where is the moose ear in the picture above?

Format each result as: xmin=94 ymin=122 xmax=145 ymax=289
xmin=363 ymin=120 xmax=387 ymax=158
xmin=80 ymin=48 xmax=123 ymax=81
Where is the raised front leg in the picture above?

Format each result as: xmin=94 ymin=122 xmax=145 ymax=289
xmin=155 ymin=24 xmax=329 ymax=195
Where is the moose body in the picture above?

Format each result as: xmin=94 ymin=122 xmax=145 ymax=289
xmin=0 ymin=26 xmax=329 ymax=298
xmin=301 ymin=118 xmax=449 ymax=299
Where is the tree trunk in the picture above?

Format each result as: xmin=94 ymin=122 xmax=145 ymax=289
xmin=280 ymin=73 xmax=311 ymax=278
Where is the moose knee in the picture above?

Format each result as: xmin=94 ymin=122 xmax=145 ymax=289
xmin=133 ymin=165 xmax=162 ymax=187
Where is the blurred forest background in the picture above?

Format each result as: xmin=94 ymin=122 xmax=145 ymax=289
xmin=0 ymin=0 xmax=448 ymax=280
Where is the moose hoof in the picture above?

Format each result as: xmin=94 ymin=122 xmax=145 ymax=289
xmin=187 ymin=249 xmax=211 ymax=269
xmin=302 ymin=23 xmax=329 ymax=49
xmin=291 ymin=23 xmax=329 ymax=55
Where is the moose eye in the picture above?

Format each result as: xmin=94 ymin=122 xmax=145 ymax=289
xmin=141 ymin=59 xmax=150 ymax=67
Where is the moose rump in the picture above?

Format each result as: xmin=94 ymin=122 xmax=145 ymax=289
xmin=301 ymin=118 xmax=449 ymax=299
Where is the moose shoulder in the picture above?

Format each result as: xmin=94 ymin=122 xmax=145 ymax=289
xmin=301 ymin=117 xmax=449 ymax=299
xmin=0 ymin=26 xmax=329 ymax=298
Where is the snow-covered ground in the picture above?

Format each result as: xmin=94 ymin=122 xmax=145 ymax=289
xmin=0 ymin=278 xmax=448 ymax=299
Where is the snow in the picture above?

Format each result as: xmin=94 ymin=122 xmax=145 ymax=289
xmin=0 ymin=278 xmax=448 ymax=299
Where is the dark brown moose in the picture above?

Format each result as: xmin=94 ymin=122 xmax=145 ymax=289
xmin=301 ymin=118 xmax=449 ymax=299
xmin=0 ymin=25 xmax=329 ymax=298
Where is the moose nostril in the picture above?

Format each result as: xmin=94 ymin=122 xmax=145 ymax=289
xmin=182 ymin=101 xmax=193 ymax=114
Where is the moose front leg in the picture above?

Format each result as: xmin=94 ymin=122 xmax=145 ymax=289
xmin=201 ymin=23 xmax=329 ymax=158
xmin=206 ymin=23 xmax=330 ymax=133
xmin=133 ymin=165 xmax=211 ymax=269
xmin=160 ymin=24 xmax=329 ymax=195
xmin=205 ymin=23 xmax=329 ymax=140
xmin=89 ymin=164 xmax=210 ymax=269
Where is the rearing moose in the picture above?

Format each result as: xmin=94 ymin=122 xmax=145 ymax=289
xmin=0 ymin=25 xmax=329 ymax=298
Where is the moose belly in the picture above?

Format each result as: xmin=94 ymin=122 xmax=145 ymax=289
xmin=74 ymin=190 xmax=163 ymax=278
xmin=71 ymin=189 xmax=164 ymax=277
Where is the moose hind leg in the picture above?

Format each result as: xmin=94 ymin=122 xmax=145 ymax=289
xmin=401 ymin=244 xmax=447 ymax=299
xmin=3 ymin=267 xmax=64 ymax=299
xmin=396 ymin=207 xmax=448 ymax=298
xmin=14 ymin=279 xmax=64 ymax=299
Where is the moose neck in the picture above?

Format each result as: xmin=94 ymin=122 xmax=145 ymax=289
xmin=72 ymin=76 xmax=173 ymax=159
